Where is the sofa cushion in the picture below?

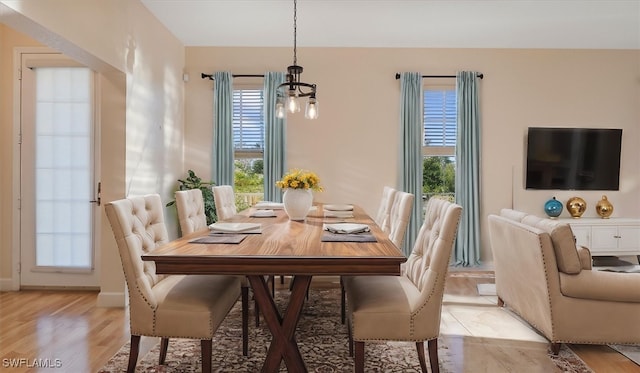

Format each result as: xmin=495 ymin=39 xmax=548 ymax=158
xmin=577 ymin=246 xmax=592 ymax=270
xmin=560 ymin=270 xmax=640 ymax=302
xmin=500 ymin=208 xmax=528 ymax=222
xmin=521 ymin=215 xmax=582 ymax=275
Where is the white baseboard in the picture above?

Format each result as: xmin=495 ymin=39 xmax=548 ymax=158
xmin=0 ymin=277 xmax=19 ymax=291
xmin=0 ymin=279 xmax=126 ymax=307
xmin=97 ymin=291 xmax=126 ymax=307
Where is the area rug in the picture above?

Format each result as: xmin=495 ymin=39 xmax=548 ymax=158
xmin=596 ymin=265 xmax=640 ymax=273
xmin=100 ymin=288 xmax=592 ymax=372
xmin=610 ymin=344 xmax=640 ymax=366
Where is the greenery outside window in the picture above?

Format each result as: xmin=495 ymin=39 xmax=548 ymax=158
xmin=423 ymin=86 xmax=456 ymax=204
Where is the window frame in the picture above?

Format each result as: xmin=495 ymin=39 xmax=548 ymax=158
xmin=422 ymin=82 xmax=457 ymax=203
xmin=232 ymin=84 xmax=266 ymax=206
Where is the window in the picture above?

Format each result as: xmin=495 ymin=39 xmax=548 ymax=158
xmin=424 ymin=88 xmax=456 ymax=150
xmin=423 ymin=87 xmax=456 ymax=204
xmin=233 ymin=89 xmax=264 ymax=153
xmin=35 ymin=67 xmax=94 ymax=269
xmin=233 ymin=88 xmax=265 ymax=207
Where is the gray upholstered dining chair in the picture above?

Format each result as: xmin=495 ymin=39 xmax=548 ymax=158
xmin=344 ymin=198 xmax=462 ymax=373
xmin=341 ymin=190 xmax=414 ymax=323
xmin=374 ymin=186 xmax=397 ymax=233
xmin=105 ymin=194 xmax=247 ymax=373
xmin=212 ymin=185 xmax=238 ymax=221
xmin=174 ymin=188 xmax=251 ymax=348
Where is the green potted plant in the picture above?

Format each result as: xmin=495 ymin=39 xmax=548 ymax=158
xmin=166 ymin=170 xmax=217 ymax=224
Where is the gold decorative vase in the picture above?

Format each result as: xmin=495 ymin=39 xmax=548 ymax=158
xmin=595 ymin=195 xmax=614 ymax=219
xmin=566 ymin=197 xmax=587 ymax=218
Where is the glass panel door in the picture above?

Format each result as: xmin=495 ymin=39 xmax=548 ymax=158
xmin=20 ymin=53 xmax=99 ymax=287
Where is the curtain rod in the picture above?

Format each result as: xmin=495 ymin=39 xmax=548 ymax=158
xmin=201 ymin=73 xmax=264 ymax=80
xmin=201 ymin=72 xmax=484 ymax=80
xmin=394 ymin=73 xmax=484 ymax=80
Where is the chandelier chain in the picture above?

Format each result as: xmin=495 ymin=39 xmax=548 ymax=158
xmin=293 ymin=0 xmax=297 ymax=66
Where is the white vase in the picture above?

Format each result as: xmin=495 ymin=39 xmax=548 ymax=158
xmin=283 ymin=188 xmax=313 ymax=221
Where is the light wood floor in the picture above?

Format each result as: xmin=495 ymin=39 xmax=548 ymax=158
xmin=0 ymin=272 xmax=637 ymax=372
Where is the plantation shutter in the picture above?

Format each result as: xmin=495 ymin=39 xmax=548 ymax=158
xmin=233 ymin=89 xmax=264 ymax=151
xmin=423 ymin=89 xmax=456 ymax=147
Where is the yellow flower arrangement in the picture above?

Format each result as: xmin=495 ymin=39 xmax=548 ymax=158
xmin=276 ymin=169 xmax=323 ymax=191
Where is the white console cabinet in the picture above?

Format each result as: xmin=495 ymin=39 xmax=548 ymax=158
xmin=559 ymin=218 xmax=640 ymax=256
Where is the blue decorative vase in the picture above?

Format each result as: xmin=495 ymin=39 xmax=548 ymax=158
xmin=544 ymin=197 xmax=563 ymax=219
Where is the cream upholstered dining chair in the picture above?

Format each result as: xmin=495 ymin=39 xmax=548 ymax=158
xmin=174 ymin=188 xmax=207 ymax=235
xmin=174 ymin=189 xmax=251 ymax=349
xmin=212 ymin=185 xmax=237 ymax=221
xmin=340 ymin=190 xmax=414 ymax=323
xmin=344 ymin=198 xmax=462 ymax=373
xmin=105 ymin=194 xmax=247 ymax=373
xmin=211 ymin=185 xmax=277 ymax=321
xmin=374 ymin=186 xmax=397 ymax=233
xmin=387 ymin=191 xmax=415 ymax=248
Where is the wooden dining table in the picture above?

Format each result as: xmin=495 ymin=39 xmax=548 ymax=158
xmin=142 ymin=203 xmax=406 ymax=373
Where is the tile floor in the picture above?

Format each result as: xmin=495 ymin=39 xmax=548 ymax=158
xmin=439 ymin=292 xmax=571 ymax=372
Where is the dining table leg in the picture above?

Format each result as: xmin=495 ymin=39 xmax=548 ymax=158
xmin=248 ymin=274 xmax=312 ymax=373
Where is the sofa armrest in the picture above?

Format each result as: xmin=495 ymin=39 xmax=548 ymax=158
xmin=559 ymin=270 xmax=640 ymax=302
xmin=577 ymin=246 xmax=592 ymax=270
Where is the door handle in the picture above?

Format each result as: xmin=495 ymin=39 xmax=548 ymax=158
xmin=90 ymin=182 xmax=101 ymax=206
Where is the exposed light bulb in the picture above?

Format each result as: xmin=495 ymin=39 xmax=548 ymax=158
xmin=305 ymin=98 xmax=319 ymax=119
xmin=286 ymin=95 xmax=300 ymax=113
xmin=276 ymin=100 xmax=285 ymax=119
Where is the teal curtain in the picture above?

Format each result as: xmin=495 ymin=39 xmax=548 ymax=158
xmin=263 ymin=72 xmax=286 ymax=202
xmin=399 ymin=72 xmax=423 ymax=257
xmin=212 ymin=71 xmax=234 ymax=186
xmin=454 ymin=71 xmax=481 ymax=266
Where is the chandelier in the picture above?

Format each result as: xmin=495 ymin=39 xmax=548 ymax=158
xmin=276 ymin=0 xmax=319 ymax=120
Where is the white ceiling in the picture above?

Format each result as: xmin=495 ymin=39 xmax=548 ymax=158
xmin=140 ymin=0 xmax=640 ymax=49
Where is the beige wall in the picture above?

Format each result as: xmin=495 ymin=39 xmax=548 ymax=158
xmin=0 ymin=1 xmax=638 ymax=294
xmin=185 ymin=47 xmax=640 ymax=264
xmin=0 ymin=1 xmax=185 ymax=305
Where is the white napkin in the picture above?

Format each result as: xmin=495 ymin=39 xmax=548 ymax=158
xmin=324 ymin=210 xmax=354 ymax=218
xmin=323 ymin=204 xmax=354 ymax=211
xmin=255 ymin=201 xmax=284 ymax=210
xmin=209 ymin=222 xmax=262 ymax=234
xmin=323 ymin=223 xmax=370 ymax=234
xmin=251 ymin=209 xmax=276 ymax=217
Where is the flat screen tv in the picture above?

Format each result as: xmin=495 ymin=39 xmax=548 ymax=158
xmin=525 ymin=127 xmax=622 ymax=190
